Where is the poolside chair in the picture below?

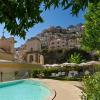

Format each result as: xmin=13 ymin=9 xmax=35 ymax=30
xmin=51 ymin=73 xmax=56 ymax=77
xmin=61 ymin=72 xmax=66 ymax=76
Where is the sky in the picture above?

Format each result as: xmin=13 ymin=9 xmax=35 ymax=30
xmin=0 ymin=7 xmax=85 ymax=48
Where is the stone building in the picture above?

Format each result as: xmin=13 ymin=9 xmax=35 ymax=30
xmin=48 ymin=34 xmax=82 ymax=50
xmin=0 ymin=34 xmax=14 ymax=61
xmin=49 ymin=39 xmax=67 ymax=50
xmin=16 ymin=37 xmax=44 ymax=64
xmin=37 ymin=24 xmax=83 ymax=50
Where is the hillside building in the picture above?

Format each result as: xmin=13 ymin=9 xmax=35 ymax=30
xmin=37 ymin=24 xmax=83 ymax=50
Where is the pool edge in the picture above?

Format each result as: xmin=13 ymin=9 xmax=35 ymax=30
xmin=28 ymin=78 xmax=56 ymax=100
xmin=0 ymin=79 xmax=56 ymax=100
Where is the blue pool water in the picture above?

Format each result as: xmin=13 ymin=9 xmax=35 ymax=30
xmin=0 ymin=80 xmax=51 ymax=100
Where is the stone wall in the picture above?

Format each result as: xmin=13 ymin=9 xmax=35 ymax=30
xmin=0 ymin=52 xmax=14 ymax=61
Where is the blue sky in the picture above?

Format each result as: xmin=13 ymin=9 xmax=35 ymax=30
xmin=0 ymin=7 xmax=85 ymax=47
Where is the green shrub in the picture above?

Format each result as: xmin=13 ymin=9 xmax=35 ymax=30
xmin=52 ymin=77 xmax=82 ymax=81
xmin=66 ymin=48 xmax=92 ymax=62
xmin=94 ymin=64 xmax=100 ymax=72
xmin=32 ymin=68 xmax=59 ymax=78
xmin=68 ymin=53 xmax=85 ymax=64
xmin=43 ymin=68 xmax=59 ymax=78
xmin=32 ymin=69 xmax=42 ymax=78
xmin=82 ymin=72 xmax=100 ymax=100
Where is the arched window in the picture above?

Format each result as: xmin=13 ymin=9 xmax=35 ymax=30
xmin=29 ymin=55 xmax=33 ymax=63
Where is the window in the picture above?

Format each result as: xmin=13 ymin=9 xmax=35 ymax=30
xmin=29 ymin=55 xmax=33 ymax=63
xmin=30 ymin=47 xmax=33 ymax=51
xmin=51 ymin=42 xmax=54 ymax=44
xmin=57 ymin=42 xmax=59 ymax=44
xmin=62 ymin=41 xmax=65 ymax=43
xmin=62 ymin=45 xmax=65 ymax=47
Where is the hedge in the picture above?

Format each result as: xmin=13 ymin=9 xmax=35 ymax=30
xmin=82 ymin=72 xmax=100 ymax=100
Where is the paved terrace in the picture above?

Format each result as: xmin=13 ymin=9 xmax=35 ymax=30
xmin=32 ymin=79 xmax=82 ymax=100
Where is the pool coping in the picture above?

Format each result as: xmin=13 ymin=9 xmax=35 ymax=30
xmin=48 ymin=90 xmax=56 ymax=100
xmin=45 ymin=86 xmax=56 ymax=100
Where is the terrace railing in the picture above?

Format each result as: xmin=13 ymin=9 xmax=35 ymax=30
xmin=0 ymin=71 xmax=32 ymax=82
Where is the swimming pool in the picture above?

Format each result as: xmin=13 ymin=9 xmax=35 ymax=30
xmin=0 ymin=80 xmax=52 ymax=100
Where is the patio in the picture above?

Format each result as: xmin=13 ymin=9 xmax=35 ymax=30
xmin=32 ymin=79 xmax=82 ymax=100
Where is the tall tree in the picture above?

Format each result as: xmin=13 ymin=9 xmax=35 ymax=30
xmin=0 ymin=0 xmax=99 ymax=38
xmin=82 ymin=2 xmax=100 ymax=52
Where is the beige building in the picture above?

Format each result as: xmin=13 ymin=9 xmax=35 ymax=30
xmin=49 ymin=37 xmax=81 ymax=50
xmin=49 ymin=39 xmax=67 ymax=50
xmin=67 ymin=37 xmax=81 ymax=49
xmin=0 ymin=35 xmax=14 ymax=61
xmin=16 ymin=37 xmax=44 ymax=65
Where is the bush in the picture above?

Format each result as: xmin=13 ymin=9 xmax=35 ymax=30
xmin=66 ymin=48 xmax=92 ymax=62
xmin=52 ymin=77 xmax=82 ymax=81
xmin=32 ymin=67 xmax=84 ymax=79
xmin=32 ymin=68 xmax=59 ymax=78
xmin=82 ymin=72 xmax=100 ymax=100
xmin=32 ymin=69 xmax=42 ymax=78
xmin=43 ymin=68 xmax=59 ymax=78
xmin=94 ymin=64 xmax=100 ymax=72
xmin=68 ymin=53 xmax=85 ymax=64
